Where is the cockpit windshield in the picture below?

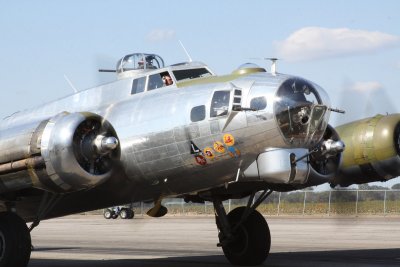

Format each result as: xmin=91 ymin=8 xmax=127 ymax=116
xmin=274 ymin=78 xmax=331 ymax=147
xmin=173 ymin=68 xmax=212 ymax=81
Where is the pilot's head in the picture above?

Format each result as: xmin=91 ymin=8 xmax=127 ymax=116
xmin=162 ymin=75 xmax=173 ymax=86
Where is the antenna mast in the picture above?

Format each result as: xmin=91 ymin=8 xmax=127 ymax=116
xmin=63 ymin=74 xmax=78 ymax=93
xmin=179 ymin=40 xmax=193 ymax=62
xmin=265 ymin=58 xmax=278 ymax=75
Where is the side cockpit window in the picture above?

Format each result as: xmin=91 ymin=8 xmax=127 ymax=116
xmin=147 ymin=71 xmax=174 ymax=91
xmin=210 ymin=91 xmax=230 ymax=117
xmin=147 ymin=73 xmax=164 ymax=91
xmin=160 ymin=71 xmax=173 ymax=87
xmin=131 ymin=77 xmax=146 ymax=94
xmin=131 ymin=72 xmax=175 ymax=94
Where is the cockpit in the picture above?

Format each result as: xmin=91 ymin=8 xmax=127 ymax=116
xmin=274 ymin=78 xmax=331 ymax=147
xmin=114 ymin=53 xmax=215 ymax=87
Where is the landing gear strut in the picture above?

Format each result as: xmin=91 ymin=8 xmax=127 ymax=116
xmin=213 ymin=190 xmax=272 ymax=266
xmin=0 ymin=212 xmax=31 ymax=267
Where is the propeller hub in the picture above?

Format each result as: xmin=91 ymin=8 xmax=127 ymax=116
xmin=93 ymin=135 xmax=119 ymax=155
xmin=321 ymin=139 xmax=345 ymax=157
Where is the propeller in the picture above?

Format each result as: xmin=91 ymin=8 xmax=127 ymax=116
xmin=332 ymin=81 xmax=397 ymax=126
xmin=328 ymin=82 xmax=398 ymax=216
xmin=92 ymin=53 xmax=119 ymax=128
xmin=92 ymin=53 xmax=150 ymax=215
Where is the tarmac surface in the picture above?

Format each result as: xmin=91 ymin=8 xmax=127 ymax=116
xmin=28 ymin=215 xmax=400 ymax=267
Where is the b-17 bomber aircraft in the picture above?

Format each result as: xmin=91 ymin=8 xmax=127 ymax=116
xmin=1 ymin=53 xmax=400 ymax=266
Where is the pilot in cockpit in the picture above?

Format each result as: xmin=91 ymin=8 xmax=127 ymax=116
xmin=162 ymin=74 xmax=173 ymax=86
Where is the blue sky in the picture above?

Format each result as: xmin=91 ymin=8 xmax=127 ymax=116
xmin=1 ymin=1 xmax=400 ymax=187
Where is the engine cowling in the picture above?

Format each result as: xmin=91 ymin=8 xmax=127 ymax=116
xmin=242 ymin=124 xmax=344 ymax=189
xmin=0 ymin=112 xmax=120 ymax=193
xmin=305 ymin=124 xmax=344 ymax=186
xmin=332 ymin=114 xmax=400 ymax=187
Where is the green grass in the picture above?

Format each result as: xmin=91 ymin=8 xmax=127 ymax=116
xmin=162 ymin=200 xmax=400 ymax=215
xmin=89 ymin=200 xmax=400 ymax=216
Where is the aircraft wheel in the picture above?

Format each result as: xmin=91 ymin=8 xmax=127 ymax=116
xmin=128 ymin=209 xmax=135 ymax=219
xmin=0 ymin=212 xmax=31 ymax=267
xmin=221 ymin=207 xmax=271 ymax=266
xmin=120 ymin=209 xmax=128 ymax=219
xmin=103 ymin=209 xmax=113 ymax=219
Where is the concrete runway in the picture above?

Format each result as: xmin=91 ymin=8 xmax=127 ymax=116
xmin=29 ymin=215 xmax=400 ymax=267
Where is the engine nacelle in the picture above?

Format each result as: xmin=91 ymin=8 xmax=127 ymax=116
xmin=0 ymin=112 xmax=120 ymax=193
xmin=243 ymin=125 xmax=343 ymax=189
xmin=332 ymin=114 xmax=400 ymax=187
xmin=306 ymin=124 xmax=344 ymax=186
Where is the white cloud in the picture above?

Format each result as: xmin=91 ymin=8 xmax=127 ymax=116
xmin=146 ymin=29 xmax=176 ymax=42
xmin=350 ymin=81 xmax=383 ymax=92
xmin=275 ymin=27 xmax=400 ymax=61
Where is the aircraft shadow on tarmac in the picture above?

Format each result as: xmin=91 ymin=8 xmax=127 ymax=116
xmin=32 ymin=247 xmax=81 ymax=252
xmin=29 ymin=248 xmax=400 ymax=267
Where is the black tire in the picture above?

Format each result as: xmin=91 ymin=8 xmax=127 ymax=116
xmin=120 ymin=209 xmax=128 ymax=219
xmin=128 ymin=209 xmax=135 ymax=219
xmin=221 ymin=207 xmax=271 ymax=266
xmin=0 ymin=212 xmax=31 ymax=267
xmin=103 ymin=209 xmax=113 ymax=219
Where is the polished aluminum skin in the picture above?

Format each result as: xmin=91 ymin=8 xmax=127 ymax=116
xmin=0 ymin=54 xmax=338 ymax=217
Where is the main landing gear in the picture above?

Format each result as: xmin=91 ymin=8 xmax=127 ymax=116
xmin=213 ymin=190 xmax=273 ymax=266
xmin=0 ymin=192 xmax=63 ymax=267
xmin=0 ymin=212 xmax=31 ymax=267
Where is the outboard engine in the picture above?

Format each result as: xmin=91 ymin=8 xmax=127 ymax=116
xmin=333 ymin=114 xmax=400 ymax=187
xmin=0 ymin=112 xmax=120 ymax=193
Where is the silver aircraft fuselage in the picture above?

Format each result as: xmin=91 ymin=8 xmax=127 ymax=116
xmin=0 ymin=58 xmax=332 ymax=219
